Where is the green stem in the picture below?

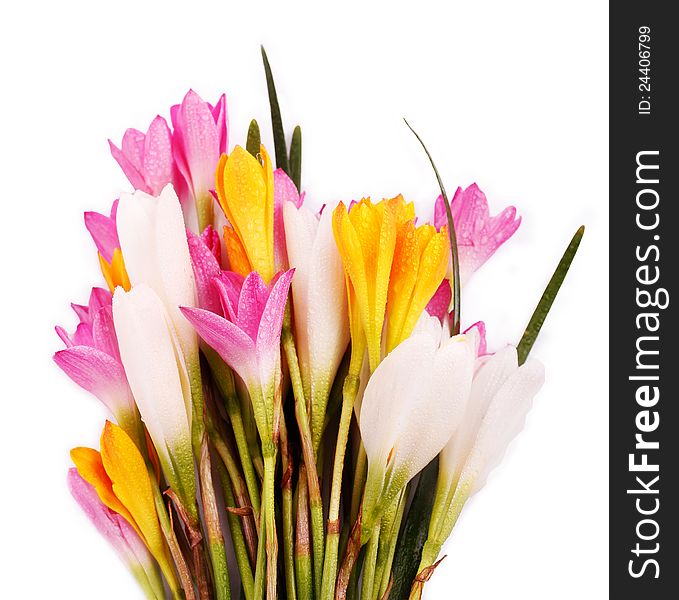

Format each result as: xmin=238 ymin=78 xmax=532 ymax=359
xmin=280 ymin=418 xmax=297 ymax=600
xmin=376 ymin=489 xmax=407 ymax=600
xmin=263 ymin=446 xmax=278 ymax=600
xmin=204 ymin=347 xmax=262 ymax=520
xmin=349 ymin=444 xmax=367 ymax=526
xmin=360 ymin=523 xmax=381 ymax=600
xmin=199 ymin=437 xmax=231 ymax=600
xmin=282 ymin=308 xmax=325 ymax=598
xmin=295 ymin=464 xmax=313 ymax=600
xmin=253 ymin=499 xmax=267 ymax=600
xmin=216 ymin=458 xmax=255 ymax=600
xmin=320 ymin=364 xmax=362 ymax=600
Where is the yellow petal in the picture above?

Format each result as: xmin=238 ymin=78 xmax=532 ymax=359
xmin=216 ymin=144 xmax=274 ymax=282
xmin=100 ymin=421 xmax=179 ymax=593
xmin=224 ymin=225 xmax=253 ymax=277
xmin=385 ymin=220 xmax=420 ymax=353
xmin=98 ymin=249 xmax=131 ymax=293
xmin=70 ymin=446 xmax=139 ymax=535
xmin=399 ymin=228 xmax=449 ymax=342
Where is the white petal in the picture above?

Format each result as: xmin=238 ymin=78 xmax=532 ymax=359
xmin=154 ymin=185 xmax=199 ymax=361
xmin=459 ymin=357 xmax=545 ymax=496
xmin=112 ymin=285 xmax=192 ymax=471
xmin=306 ymin=207 xmax=349 ymax=395
xmin=283 ymin=201 xmax=318 ymax=390
xmin=360 ymin=331 xmax=436 ymax=468
xmin=117 ymin=185 xmax=198 ymax=364
xmin=388 ymin=332 xmax=477 ymax=490
xmin=440 ymin=345 xmax=518 ymax=486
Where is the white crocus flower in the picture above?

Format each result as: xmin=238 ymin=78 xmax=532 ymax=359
xmin=359 ymin=317 xmax=477 ymax=540
xmin=418 ymin=345 xmax=545 ymax=571
xmin=116 ymin=184 xmax=200 ymax=427
xmin=283 ymin=200 xmax=349 ymax=453
xmin=112 ymin=284 xmax=196 ymax=508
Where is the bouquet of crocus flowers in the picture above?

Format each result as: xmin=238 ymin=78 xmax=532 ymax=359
xmin=54 ymin=49 xmax=583 ymax=600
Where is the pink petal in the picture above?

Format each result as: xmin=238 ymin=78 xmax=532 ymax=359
xmin=121 ymin=128 xmax=146 ymax=173
xmin=209 ymin=94 xmax=228 ymax=156
xmin=213 ymin=272 xmax=244 ymax=322
xmin=84 ymin=208 xmax=120 ymax=262
xmin=71 ymin=321 xmax=94 ymax=347
xmin=425 ymin=280 xmax=452 ymax=324
xmin=67 ymin=469 xmax=147 ymax=567
xmin=256 ymin=269 xmax=294 ymax=355
xmin=109 ymin=139 xmax=151 ymax=194
xmin=237 ymin=272 xmax=270 ymax=341
xmin=187 ymin=228 xmax=222 ymax=313
xmin=142 ymin=116 xmax=174 ymax=195
xmin=180 ymin=306 xmax=256 ymax=384
xmin=200 ymin=224 xmax=222 ymax=265
xmin=55 ymin=326 xmax=73 ymax=347
xmin=172 ymin=90 xmax=220 ymax=199
xmin=92 ymin=305 xmax=121 ymax=363
xmin=54 ymin=346 xmax=130 ymax=414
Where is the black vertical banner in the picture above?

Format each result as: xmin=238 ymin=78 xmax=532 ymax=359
xmin=611 ymin=2 xmax=678 ymax=598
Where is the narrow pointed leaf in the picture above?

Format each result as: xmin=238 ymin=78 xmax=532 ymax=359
xmin=261 ymin=45 xmax=289 ymax=174
xmin=517 ymin=225 xmax=585 ymax=364
xmin=404 ymin=119 xmax=460 ymax=335
xmin=289 ymin=125 xmax=302 ymax=192
xmin=246 ymin=119 xmax=261 ymax=159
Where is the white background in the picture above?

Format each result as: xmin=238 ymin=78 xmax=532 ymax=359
xmin=0 ymin=1 xmax=608 ymax=598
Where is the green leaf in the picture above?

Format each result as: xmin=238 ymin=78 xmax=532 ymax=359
xmin=261 ymin=45 xmax=290 ymax=174
xmin=389 ymin=458 xmax=438 ymax=600
xmin=517 ymin=225 xmax=585 ymax=365
xmin=289 ymin=125 xmax=302 ymax=192
xmin=246 ymin=119 xmax=261 ymax=159
xmin=404 ymin=119 xmax=461 ymax=335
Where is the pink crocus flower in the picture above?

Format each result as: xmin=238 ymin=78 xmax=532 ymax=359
xmin=84 ymin=199 xmax=120 ymax=262
xmin=273 ymin=169 xmax=305 ymax=271
xmin=171 ymin=90 xmax=228 ymax=231
xmin=109 ymin=115 xmax=175 ymax=197
xmin=54 ymin=288 xmax=137 ymax=436
xmin=67 ymin=469 xmax=165 ymax=599
xmin=180 ymin=269 xmax=294 ymax=439
xmin=434 ymin=183 xmax=521 ymax=283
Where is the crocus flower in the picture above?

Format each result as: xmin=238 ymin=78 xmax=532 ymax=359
xmin=180 ymin=269 xmax=294 ymax=439
xmin=71 ymin=421 xmax=180 ymax=596
xmin=283 ymin=200 xmax=349 ymax=452
xmin=171 ymin=90 xmax=228 ymax=231
xmin=113 ymin=284 xmax=196 ymax=510
xmin=67 ymin=468 xmax=165 ymax=600
xmin=54 ymin=288 xmax=139 ymax=441
xmin=359 ymin=317 xmax=478 ymax=540
xmin=333 ymin=196 xmax=411 ymax=372
xmin=385 ymin=220 xmax=450 ymax=353
xmin=417 ymin=345 xmax=544 ymax=578
xmin=115 ymin=184 xmax=199 ymax=370
xmin=434 ymin=183 xmax=520 ymax=283
xmin=109 ymin=115 xmax=175 ymax=197
xmin=216 ymin=145 xmax=275 ymax=283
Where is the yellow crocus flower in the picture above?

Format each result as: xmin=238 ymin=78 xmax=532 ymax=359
xmin=215 ymin=144 xmax=275 ymax=283
xmin=333 ymin=196 xmax=410 ymax=372
xmin=385 ymin=222 xmax=450 ymax=353
xmin=72 ymin=422 xmax=180 ymax=596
